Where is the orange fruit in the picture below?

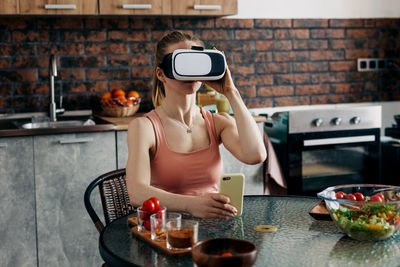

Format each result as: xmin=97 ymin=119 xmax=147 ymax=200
xmin=126 ymin=99 xmax=134 ymax=106
xmin=127 ymin=90 xmax=140 ymax=99
xmin=116 ymin=96 xmax=127 ymax=106
xmin=112 ymin=89 xmax=125 ymax=98
xmin=101 ymin=92 xmax=112 ymax=104
xmin=101 ymin=91 xmax=112 ymax=100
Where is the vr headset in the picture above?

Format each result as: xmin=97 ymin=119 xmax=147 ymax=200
xmin=159 ymin=46 xmax=226 ymax=81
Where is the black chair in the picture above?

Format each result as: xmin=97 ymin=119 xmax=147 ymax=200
xmin=84 ymin=168 xmax=135 ymax=233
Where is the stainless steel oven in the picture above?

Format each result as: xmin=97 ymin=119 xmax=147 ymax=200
xmin=264 ymin=105 xmax=381 ymax=195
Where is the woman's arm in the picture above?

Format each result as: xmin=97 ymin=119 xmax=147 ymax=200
xmin=125 ymin=117 xmax=237 ymax=218
xmin=205 ymin=68 xmax=267 ymax=165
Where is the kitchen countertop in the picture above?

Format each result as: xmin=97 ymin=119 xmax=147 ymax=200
xmin=0 ymin=111 xmax=115 ymax=137
xmin=0 ymin=124 xmax=116 ymax=137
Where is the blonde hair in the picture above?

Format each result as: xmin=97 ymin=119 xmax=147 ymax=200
xmin=152 ymin=31 xmax=204 ymax=107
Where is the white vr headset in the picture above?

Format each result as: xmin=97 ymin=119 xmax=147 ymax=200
xmin=159 ymin=46 xmax=227 ymax=81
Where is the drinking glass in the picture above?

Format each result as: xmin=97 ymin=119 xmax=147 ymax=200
xmin=166 ymin=219 xmax=198 ymax=250
xmin=137 ymin=206 xmax=166 ymax=232
xmin=151 ymin=212 xmax=181 ymax=241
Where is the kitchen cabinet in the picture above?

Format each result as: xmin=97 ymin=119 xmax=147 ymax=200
xmin=99 ymin=0 xmax=169 ymax=15
xmin=33 ymin=132 xmax=116 ymax=266
xmin=4 ymin=0 xmax=237 ymax=15
xmin=99 ymin=0 xmax=237 ymax=15
xmin=171 ymin=0 xmax=237 ymax=15
xmin=0 ymin=136 xmax=37 ymax=267
xmin=117 ymin=130 xmax=128 ymax=169
xmin=19 ymin=0 xmax=98 ymax=15
xmin=0 ymin=0 xmax=18 ymax=14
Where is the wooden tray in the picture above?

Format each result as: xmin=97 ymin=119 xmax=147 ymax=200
xmin=308 ymin=200 xmax=332 ymax=221
xmin=127 ymin=217 xmax=192 ymax=257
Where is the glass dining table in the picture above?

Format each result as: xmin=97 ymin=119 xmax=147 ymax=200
xmin=99 ymin=196 xmax=400 ymax=266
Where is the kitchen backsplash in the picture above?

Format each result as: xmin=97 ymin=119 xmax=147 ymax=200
xmin=0 ymin=17 xmax=399 ymax=113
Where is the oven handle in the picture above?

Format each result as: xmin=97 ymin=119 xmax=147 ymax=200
xmin=303 ymin=135 xmax=376 ymax=147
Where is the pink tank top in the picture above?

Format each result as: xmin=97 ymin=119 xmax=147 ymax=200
xmin=145 ymin=108 xmax=223 ymax=196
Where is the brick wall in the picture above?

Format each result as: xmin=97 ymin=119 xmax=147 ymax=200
xmin=0 ymin=17 xmax=399 ymax=113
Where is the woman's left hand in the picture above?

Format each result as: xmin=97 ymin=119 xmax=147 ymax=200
xmin=203 ymin=67 xmax=236 ymax=96
xmin=202 ymin=49 xmax=237 ymax=96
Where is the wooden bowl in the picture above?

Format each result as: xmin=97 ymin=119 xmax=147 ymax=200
xmin=192 ymin=238 xmax=257 ymax=267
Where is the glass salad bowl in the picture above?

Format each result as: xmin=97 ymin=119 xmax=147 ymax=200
xmin=317 ymin=184 xmax=400 ymax=241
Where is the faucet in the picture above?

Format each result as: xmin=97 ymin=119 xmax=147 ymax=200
xmin=49 ymin=55 xmax=64 ymax=122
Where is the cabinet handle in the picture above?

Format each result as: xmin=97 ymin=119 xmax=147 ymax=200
xmin=122 ymin=4 xmax=152 ymax=9
xmin=303 ymin=135 xmax=375 ymax=147
xmin=58 ymin=137 xmax=94 ymax=144
xmin=193 ymin=4 xmax=221 ymax=10
xmin=44 ymin=4 xmax=77 ymax=10
xmin=0 ymin=143 xmax=7 ymax=148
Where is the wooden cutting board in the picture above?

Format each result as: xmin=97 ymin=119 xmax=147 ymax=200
xmin=127 ymin=217 xmax=192 ymax=257
xmin=308 ymin=200 xmax=332 ymax=221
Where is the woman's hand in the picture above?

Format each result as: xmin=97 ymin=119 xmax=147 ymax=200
xmin=203 ymin=67 xmax=236 ymax=96
xmin=202 ymin=48 xmax=237 ymax=96
xmin=187 ymin=193 xmax=237 ymax=219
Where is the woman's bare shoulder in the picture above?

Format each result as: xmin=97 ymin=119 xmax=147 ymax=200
xmin=212 ymin=112 xmax=235 ymax=126
xmin=212 ymin=112 xmax=235 ymax=136
xmin=128 ymin=116 xmax=154 ymax=136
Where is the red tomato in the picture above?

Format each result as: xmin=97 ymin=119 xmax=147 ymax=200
xmin=154 ymin=206 xmax=163 ymax=213
xmin=336 ymin=191 xmax=345 ymax=199
xmin=149 ymin=197 xmax=160 ymax=210
xmin=142 ymin=199 xmax=155 ymax=213
xmin=353 ymin=192 xmax=365 ymax=201
xmin=139 ymin=211 xmax=149 ymax=222
xmin=370 ymin=194 xmax=384 ymax=203
xmin=375 ymin=192 xmax=385 ymax=201
xmin=345 ymin=194 xmax=357 ymax=201
xmin=395 ymin=217 xmax=400 ymax=227
xmin=144 ymin=218 xmax=151 ymax=231
xmin=221 ymin=252 xmax=233 ymax=257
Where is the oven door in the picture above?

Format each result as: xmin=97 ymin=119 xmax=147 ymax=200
xmin=287 ymin=129 xmax=381 ymax=195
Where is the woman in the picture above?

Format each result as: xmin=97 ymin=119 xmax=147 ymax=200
xmin=126 ymin=31 xmax=266 ymax=219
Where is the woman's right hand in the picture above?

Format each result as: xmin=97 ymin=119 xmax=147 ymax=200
xmin=186 ymin=193 xmax=237 ymax=218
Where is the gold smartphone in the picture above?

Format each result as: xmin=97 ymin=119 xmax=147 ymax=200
xmin=219 ymin=173 xmax=245 ymax=216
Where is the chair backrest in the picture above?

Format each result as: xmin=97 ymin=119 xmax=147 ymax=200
xmin=84 ymin=168 xmax=135 ymax=233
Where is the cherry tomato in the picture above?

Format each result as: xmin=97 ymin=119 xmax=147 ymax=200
xmin=139 ymin=211 xmax=149 ymax=222
xmin=353 ymin=192 xmax=365 ymax=201
xmin=370 ymin=194 xmax=383 ymax=203
xmin=395 ymin=217 xmax=400 ymax=227
xmin=221 ymin=252 xmax=233 ymax=257
xmin=154 ymin=206 xmax=163 ymax=213
xmin=142 ymin=199 xmax=155 ymax=213
xmin=375 ymin=192 xmax=385 ymax=201
xmin=149 ymin=197 xmax=160 ymax=210
xmin=144 ymin=218 xmax=151 ymax=231
xmin=345 ymin=194 xmax=357 ymax=201
xmin=336 ymin=191 xmax=345 ymax=199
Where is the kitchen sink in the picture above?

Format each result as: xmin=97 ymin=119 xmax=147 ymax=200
xmin=0 ymin=111 xmax=115 ymax=133
xmin=18 ymin=119 xmax=96 ymax=129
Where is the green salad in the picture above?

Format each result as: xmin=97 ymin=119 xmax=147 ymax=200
xmin=331 ymin=203 xmax=399 ymax=241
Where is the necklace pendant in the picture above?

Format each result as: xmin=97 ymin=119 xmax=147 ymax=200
xmin=187 ymin=128 xmax=192 ymax=134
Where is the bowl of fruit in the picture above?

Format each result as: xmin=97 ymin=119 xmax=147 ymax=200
xmin=101 ymin=89 xmax=140 ymax=117
xmin=317 ymin=184 xmax=400 ymax=241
